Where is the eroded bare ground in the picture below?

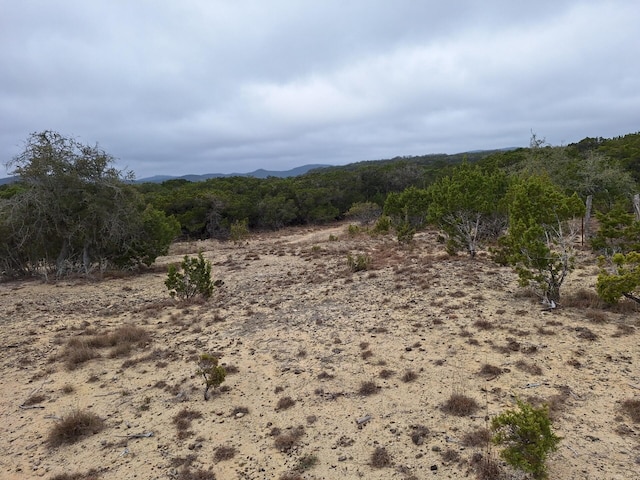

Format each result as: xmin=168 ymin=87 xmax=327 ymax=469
xmin=1 ymin=224 xmax=639 ymax=480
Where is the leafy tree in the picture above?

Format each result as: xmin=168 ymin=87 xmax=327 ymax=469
xmin=0 ymin=131 xmax=178 ymax=278
xmin=197 ymin=353 xmax=226 ymax=400
xmin=498 ymin=176 xmax=585 ymax=306
xmin=165 ymin=252 xmax=216 ymax=300
xmin=491 ymin=399 xmax=561 ymax=479
xmin=596 ymin=252 xmax=640 ymax=304
xmin=426 ymin=162 xmax=507 ymax=257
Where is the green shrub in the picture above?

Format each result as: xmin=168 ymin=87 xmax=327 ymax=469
xmin=347 ymin=224 xmax=361 ymax=235
xmin=395 ymin=221 xmax=416 ymax=244
xmin=491 ymin=398 xmax=561 ymax=479
xmin=165 ymin=253 xmax=215 ymax=300
xmin=372 ymin=215 xmax=392 ymax=234
xmin=347 ymin=253 xmax=371 ymax=272
xmin=230 ymin=218 xmax=249 ymax=244
xmin=197 ymin=353 xmax=226 ymax=400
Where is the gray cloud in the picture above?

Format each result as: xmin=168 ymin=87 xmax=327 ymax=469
xmin=1 ymin=1 xmax=639 ymax=178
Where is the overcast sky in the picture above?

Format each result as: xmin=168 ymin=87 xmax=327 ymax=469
xmin=1 ymin=1 xmax=639 ymax=179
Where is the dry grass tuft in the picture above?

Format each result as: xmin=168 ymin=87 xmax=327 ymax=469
xmin=50 ymin=470 xmax=102 ymax=480
xmin=461 ymin=427 xmax=491 ymax=447
xmin=358 ymin=380 xmax=379 ymax=396
xmin=515 ymin=359 xmax=543 ymax=375
xmin=621 ymin=399 xmax=640 ymax=423
xmin=442 ymin=393 xmax=480 ymax=416
xmin=275 ymin=396 xmax=296 ymax=411
xmin=274 ymin=426 xmax=305 ymax=452
xmin=48 ymin=409 xmax=104 ymax=447
xmin=369 ymin=446 xmax=392 ymax=468
xmin=213 ymin=445 xmax=237 ymax=462
xmin=478 ymin=364 xmax=502 ymax=378
xmin=401 ymin=370 xmax=419 ymax=383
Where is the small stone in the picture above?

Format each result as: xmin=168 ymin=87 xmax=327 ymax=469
xmin=236 ymin=412 xmax=245 ymax=418
xmin=338 ymin=455 xmax=347 ymax=461
xmin=430 ymin=464 xmax=438 ymax=471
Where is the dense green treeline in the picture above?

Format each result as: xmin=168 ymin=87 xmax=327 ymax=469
xmin=132 ymin=132 xmax=638 ymax=240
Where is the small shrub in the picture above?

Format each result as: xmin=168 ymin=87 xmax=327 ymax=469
xmin=372 ymin=215 xmax=392 ymax=234
xmin=48 ymin=409 xmax=105 ymax=447
xmin=379 ymin=369 xmax=395 ymax=379
xmin=491 ymin=399 xmax=561 ymax=479
xmin=442 ymin=392 xmax=480 ymax=416
xmin=347 ymin=253 xmax=371 ymax=272
xmin=347 ymin=224 xmax=361 ymax=235
xmin=370 ymin=446 xmax=392 ymax=468
xmin=197 ymin=353 xmax=226 ymax=400
xmin=166 ymin=253 xmax=216 ymax=300
xmin=230 ymin=218 xmax=249 ymax=243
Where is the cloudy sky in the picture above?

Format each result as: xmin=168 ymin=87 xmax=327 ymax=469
xmin=1 ymin=1 xmax=639 ymax=179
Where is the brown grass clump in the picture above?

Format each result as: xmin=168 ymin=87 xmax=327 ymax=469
xmin=22 ymin=393 xmax=47 ymax=406
xmin=370 ymin=446 xmax=392 ymax=468
xmin=441 ymin=448 xmax=461 ymax=462
xmin=61 ymin=339 xmax=101 ymax=370
xmin=515 ymin=359 xmax=543 ymax=376
xmin=563 ymin=288 xmax=604 ymax=309
xmin=50 ymin=470 xmax=102 ymax=480
xmin=621 ymin=399 xmax=640 ymax=423
xmin=358 ymin=380 xmax=379 ymax=396
xmin=461 ymin=427 xmax=491 ymax=447
xmin=401 ymin=370 xmax=419 ymax=383
xmin=276 ymin=396 xmax=296 ymax=411
xmin=379 ymin=369 xmax=395 ymax=379
xmin=473 ymin=319 xmax=495 ymax=330
xmin=213 ymin=445 xmax=237 ymax=462
xmin=478 ymin=364 xmax=502 ymax=378
xmin=173 ymin=408 xmax=203 ymax=434
xmin=48 ymin=409 xmax=105 ymax=447
xmin=442 ymin=393 xmax=480 ymax=416
xmin=472 ymin=453 xmax=504 ymax=480
xmin=274 ymin=426 xmax=305 ymax=452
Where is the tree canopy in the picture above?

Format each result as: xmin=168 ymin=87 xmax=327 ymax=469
xmin=0 ymin=131 xmax=179 ymax=279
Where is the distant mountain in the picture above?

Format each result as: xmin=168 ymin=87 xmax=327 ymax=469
xmin=0 ymin=176 xmax=14 ymax=186
xmin=135 ymin=164 xmax=331 ymax=183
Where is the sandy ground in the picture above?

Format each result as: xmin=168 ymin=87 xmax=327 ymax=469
xmin=1 ymin=224 xmax=639 ymax=480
